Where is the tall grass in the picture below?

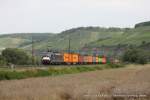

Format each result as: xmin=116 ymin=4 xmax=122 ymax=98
xmin=0 ymin=64 xmax=124 ymax=80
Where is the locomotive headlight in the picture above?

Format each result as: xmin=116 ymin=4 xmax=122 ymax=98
xmin=42 ymin=56 xmax=51 ymax=65
xmin=42 ymin=56 xmax=51 ymax=61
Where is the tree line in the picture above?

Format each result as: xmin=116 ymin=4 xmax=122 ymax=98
xmin=122 ymin=48 xmax=150 ymax=64
xmin=0 ymin=48 xmax=33 ymax=65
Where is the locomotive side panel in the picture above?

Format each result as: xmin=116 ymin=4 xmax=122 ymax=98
xmin=51 ymin=53 xmax=64 ymax=64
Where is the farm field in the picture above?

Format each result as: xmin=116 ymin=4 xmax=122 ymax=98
xmin=0 ymin=64 xmax=150 ymax=100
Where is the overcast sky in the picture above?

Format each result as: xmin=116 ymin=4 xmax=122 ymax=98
xmin=0 ymin=0 xmax=150 ymax=34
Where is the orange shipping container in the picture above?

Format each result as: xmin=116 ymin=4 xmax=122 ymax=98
xmin=72 ymin=54 xmax=79 ymax=63
xmin=63 ymin=53 xmax=72 ymax=63
xmin=88 ymin=56 xmax=93 ymax=63
xmin=63 ymin=53 xmax=79 ymax=64
xmin=83 ymin=56 xmax=89 ymax=63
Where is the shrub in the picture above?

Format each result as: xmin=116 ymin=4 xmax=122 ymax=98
xmin=2 ymin=48 xmax=32 ymax=65
xmin=107 ymin=63 xmax=125 ymax=68
xmin=0 ymin=55 xmax=7 ymax=65
xmin=122 ymin=48 xmax=148 ymax=64
xmin=0 ymin=71 xmax=26 ymax=80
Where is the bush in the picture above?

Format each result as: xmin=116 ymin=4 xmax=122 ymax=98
xmin=122 ymin=48 xmax=148 ymax=64
xmin=107 ymin=63 xmax=125 ymax=68
xmin=2 ymin=48 xmax=32 ymax=65
xmin=0 ymin=71 xmax=26 ymax=80
xmin=0 ymin=55 xmax=7 ymax=65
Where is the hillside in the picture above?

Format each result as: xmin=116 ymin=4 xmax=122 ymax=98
xmin=88 ymin=26 xmax=150 ymax=47
xmin=32 ymin=27 xmax=124 ymax=50
xmin=0 ymin=21 xmax=150 ymax=52
xmin=0 ymin=33 xmax=54 ymax=51
xmin=18 ymin=25 xmax=150 ymax=51
xmin=135 ymin=21 xmax=150 ymax=28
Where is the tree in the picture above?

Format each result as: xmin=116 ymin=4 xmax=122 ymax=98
xmin=0 ymin=55 xmax=7 ymax=65
xmin=122 ymin=48 xmax=148 ymax=64
xmin=2 ymin=48 xmax=32 ymax=65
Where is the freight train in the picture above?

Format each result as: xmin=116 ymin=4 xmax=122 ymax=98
xmin=42 ymin=52 xmax=107 ymax=65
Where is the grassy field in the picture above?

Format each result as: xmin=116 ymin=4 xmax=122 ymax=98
xmin=0 ymin=64 xmax=123 ymax=80
xmin=0 ymin=64 xmax=150 ymax=100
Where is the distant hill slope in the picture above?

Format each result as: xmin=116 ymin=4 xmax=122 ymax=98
xmin=26 ymin=27 xmax=124 ymax=50
xmin=0 ymin=33 xmax=54 ymax=51
xmin=135 ymin=21 xmax=150 ymax=28
xmin=0 ymin=21 xmax=150 ymax=51
xmin=88 ymin=26 xmax=150 ymax=47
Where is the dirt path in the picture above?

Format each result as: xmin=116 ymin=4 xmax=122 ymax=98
xmin=0 ymin=64 xmax=150 ymax=100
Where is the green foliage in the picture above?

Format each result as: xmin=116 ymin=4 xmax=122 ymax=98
xmin=122 ymin=48 xmax=148 ymax=64
xmin=107 ymin=63 xmax=125 ymax=68
xmin=2 ymin=48 xmax=32 ymax=65
xmin=0 ymin=71 xmax=26 ymax=80
xmin=0 ymin=64 xmax=125 ymax=80
xmin=0 ymin=55 xmax=7 ymax=65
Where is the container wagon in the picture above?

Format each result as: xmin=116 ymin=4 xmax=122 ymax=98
xmin=42 ymin=52 xmax=107 ymax=65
